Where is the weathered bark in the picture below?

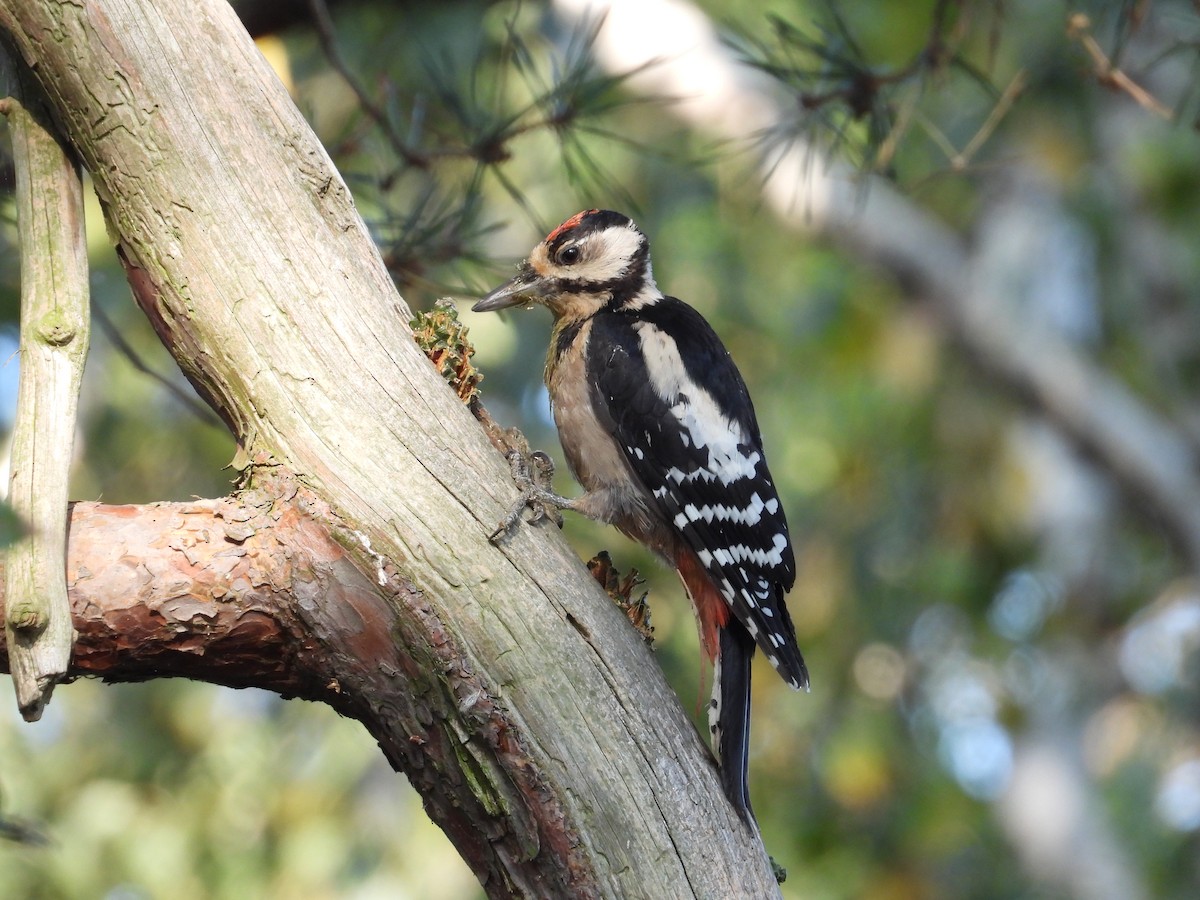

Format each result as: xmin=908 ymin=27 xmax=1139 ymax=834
xmin=0 ymin=476 xmax=375 ymax=699
xmin=0 ymin=1 xmax=782 ymax=897
xmin=0 ymin=470 xmax=593 ymax=886
xmin=2 ymin=65 xmax=89 ymax=719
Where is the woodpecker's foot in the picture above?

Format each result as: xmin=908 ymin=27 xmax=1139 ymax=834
xmin=489 ymin=449 xmax=572 ymax=542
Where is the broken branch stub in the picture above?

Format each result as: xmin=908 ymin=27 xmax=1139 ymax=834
xmin=2 ymin=66 xmax=90 ymax=720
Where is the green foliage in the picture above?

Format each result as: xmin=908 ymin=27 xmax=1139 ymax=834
xmin=295 ymin=0 xmax=672 ymax=294
xmin=726 ymin=0 xmax=1008 ymax=178
xmin=0 ymin=680 xmax=479 ymax=899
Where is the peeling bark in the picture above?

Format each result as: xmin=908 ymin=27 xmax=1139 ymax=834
xmin=1 ymin=469 xmax=595 ymax=896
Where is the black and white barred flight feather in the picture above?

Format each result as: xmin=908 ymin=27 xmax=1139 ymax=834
xmin=584 ymin=298 xmax=807 ymax=689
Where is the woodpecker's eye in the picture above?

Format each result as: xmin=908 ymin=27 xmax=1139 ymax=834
xmin=557 ymin=244 xmax=582 ymax=266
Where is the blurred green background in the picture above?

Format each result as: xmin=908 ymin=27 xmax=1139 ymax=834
xmin=3 ymin=0 xmax=1200 ymax=897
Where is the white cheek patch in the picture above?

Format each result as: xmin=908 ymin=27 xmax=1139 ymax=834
xmin=568 ymin=223 xmax=645 ymax=283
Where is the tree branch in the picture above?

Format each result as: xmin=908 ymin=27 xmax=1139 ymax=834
xmin=2 ymin=59 xmax=89 ymax=719
xmin=1 ymin=479 xmax=347 ymax=696
xmin=0 ymin=469 xmax=592 ymax=889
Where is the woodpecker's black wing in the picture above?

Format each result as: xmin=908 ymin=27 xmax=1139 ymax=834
xmin=586 ymin=298 xmax=807 ymax=690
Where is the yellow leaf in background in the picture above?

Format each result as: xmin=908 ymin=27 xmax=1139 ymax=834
xmin=255 ymin=35 xmax=294 ymax=96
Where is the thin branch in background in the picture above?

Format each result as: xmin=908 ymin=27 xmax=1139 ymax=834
xmin=1108 ymin=0 xmax=1155 ymax=63
xmin=306 ymin=0 xmax=429 ymax=168
xmin=872 ymin=85 xmax=922 ymax=173
xmin=1067 ymin=12 xmax=1174 ymax=120
xmin=311 ymin=1 xmax=662 ymax=176
xmin=375 ymin=182 xmax=501 ymax=297
xmin=0 ymin=785 xmax=49 ymax=846
xmin=93 ymin=304 xmax=224 ymax=428
xmin=950 ymin=67 xmax=1028 ymax=170
xmin=509 ymin=18 xmax=667 ymax=213
xmin=729 ymin=0 xmax=1007 ymax=178
xmin=318 ymin=7 xmax=670 ymax=291
xmin=505 ymin=16 xmax=667 ymax=155
xmin=488 ymin=162 xmax=546 ymax=233
xmin=0 ymin=813 xmax=49 ymax=846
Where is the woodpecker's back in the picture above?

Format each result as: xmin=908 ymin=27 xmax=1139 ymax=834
xmin=473 ymin=209 xmax=807 ymax=823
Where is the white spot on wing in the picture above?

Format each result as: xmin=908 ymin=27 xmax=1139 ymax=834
xmin=704 ymin=535 xmax=788 ymax=571
xmin=673 ymin=493 xmax=772 ymax=528
xmin=633 ymin=321 xmax=761 ymax=488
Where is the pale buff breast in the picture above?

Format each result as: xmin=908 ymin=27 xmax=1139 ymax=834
xmin=544 ymin=318 xmax=659 ymax=538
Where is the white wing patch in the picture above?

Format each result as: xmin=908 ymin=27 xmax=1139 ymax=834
xmin=634 ymin=320 xmax=760 ymax=485
xmin=616 ymin=314 xmax=805 ymax=692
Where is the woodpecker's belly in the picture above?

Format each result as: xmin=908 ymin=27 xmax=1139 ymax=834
xmin=545 ymin=318 xmax=656 ymax=534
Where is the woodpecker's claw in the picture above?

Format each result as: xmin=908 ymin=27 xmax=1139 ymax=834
xmin=489 ymin=449 xmax=572 ymax=542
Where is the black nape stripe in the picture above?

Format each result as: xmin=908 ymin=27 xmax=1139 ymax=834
xmin=552 ymin=318 xmax=586 ymax=366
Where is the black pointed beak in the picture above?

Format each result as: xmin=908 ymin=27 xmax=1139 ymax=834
xmin=472 ymin=263 xmax=548 ymax=312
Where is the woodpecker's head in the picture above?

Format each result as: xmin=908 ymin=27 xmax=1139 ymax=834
xmin=473 ymin=209 xmax=661 ymax=319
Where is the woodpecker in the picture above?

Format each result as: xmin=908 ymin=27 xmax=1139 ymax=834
xmin=473 ymin=209 xmax=807 ymax=824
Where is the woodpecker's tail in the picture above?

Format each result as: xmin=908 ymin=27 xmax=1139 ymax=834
xmin=710 ymin=621 xmax=757 ymax=825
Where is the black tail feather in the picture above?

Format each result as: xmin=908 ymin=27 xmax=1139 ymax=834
xmin=713 ymin=622 xmax=757 ymax=825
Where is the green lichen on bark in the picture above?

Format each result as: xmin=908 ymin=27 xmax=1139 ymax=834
xmin=410 ymin=299 xmax=483 ymax=404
